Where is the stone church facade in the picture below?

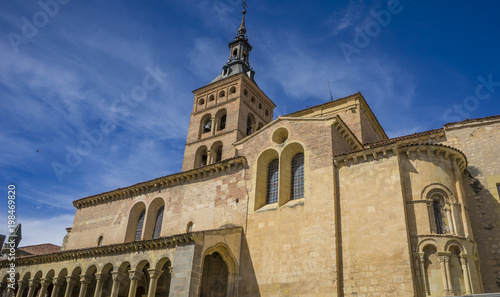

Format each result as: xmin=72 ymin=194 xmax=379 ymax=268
xmin=2 ymin=9 xmax=500 ymax=297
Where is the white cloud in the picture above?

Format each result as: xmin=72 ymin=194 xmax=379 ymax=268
xmin=0 ymin=214 xmax=74 ymax=247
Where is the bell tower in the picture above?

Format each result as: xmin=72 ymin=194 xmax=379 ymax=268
xmin=182 ymin=6 xmax=276 ymax=171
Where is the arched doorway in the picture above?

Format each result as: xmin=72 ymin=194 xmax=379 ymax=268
xmin=199 ymin=252 xmax=228 ymax=297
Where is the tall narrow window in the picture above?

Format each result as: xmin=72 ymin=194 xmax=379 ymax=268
xmin=215 ymin=146 xmax=223 ymax=162
xmin=152 ymin=206 xmax=164 ymax=239
xmin=291 ymin=153 xmax=304 ymax=200
xmin=266 ymin=159 xmax=279 ymax=204
xmin=219 ymin=114 xmax=226 ymax=130
xmin=432 ymin=198 xmax=444 ymax=234
xmin=135 ymin=210 xmax=145 ymax=241
xmin=246 ymin=115 xmax=254 ymax=136
xmin=97 ymin=236 xmax=103 ymax=246
xmin=497 ymin=183 xmax=500 ymax=196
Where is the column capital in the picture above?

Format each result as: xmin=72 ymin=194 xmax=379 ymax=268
xmin=437 ymin=252 xmax=451 ymax=263
xmin=110 ymin=272 xmax=126 ymax=283
xmin=52 ymin=278 xmax=64 ymax=287
xmin=65 ymin=276 xmax=79 ymax=286
xmin=40 ymin=278 xmax=53 ymax=287
xmin=94 ymin=274 xmax=108 ymax=282
xmin=146 ymin=269 xmax=163 ymax=280
xmin=79 ymin=276 xmax=92 ymax=285
xmin=128 ymin=270 xmax=144 ymax=281
xmin=28 ymin=279 xmax=41 ymax=287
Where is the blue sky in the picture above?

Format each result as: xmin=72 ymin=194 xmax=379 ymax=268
xmin=1 ymin=0 xmax=499 ymax=247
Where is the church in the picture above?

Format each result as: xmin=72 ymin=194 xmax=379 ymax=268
xmin=1 ymin=6 xmax=500 ymax=297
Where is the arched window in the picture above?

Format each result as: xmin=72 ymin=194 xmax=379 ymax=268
xmin=219 ymin=114 xmax=226 ymax=131
xmin=195 ymin=147 xmax=208 ymax=167
xmin=246 ymin=114 xmax=255 ymax=136
xmin=97 ymin=236 xmax=103 ymax=246
xmin=152 ymin=205 xmax=164 ymax=239
xmin=186 ymin=221 xmax=193 ymax=233
xmin=135 ymin=210 xmax=145 ymax=241
xmin=215 ymin=145 xmax=223 ymax=162
xmin=202 ymin=117 xmax=212 ymax=134
xmin=432 ymin=196 xmax=445 ymax=234
xmin=266 ymin=159 xmax=279 ymax=204
xmin=291 ymin=153 xmax=304 ymax=200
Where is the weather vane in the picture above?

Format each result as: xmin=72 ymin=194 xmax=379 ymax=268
xmin=242 ymin=0 xmax=248 ymax=10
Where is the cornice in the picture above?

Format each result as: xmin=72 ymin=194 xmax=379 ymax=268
xmin=0 ymin=227 xmax=243 ymax=268
xmin=72 ymin=157 xmax=247 ymax=209
xmin=233 ymin=115 xmax=350 ymax=146
xmin=333 ymin=143 xmax=467 ymax=173
xmin=1 ymin=233 xmax=195 ymax=268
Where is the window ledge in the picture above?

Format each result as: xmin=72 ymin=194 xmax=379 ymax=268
xmin=255 ymin=203 xmax=278 ymax=213
xmin=283 ymin=198 xmax=306 ymax=208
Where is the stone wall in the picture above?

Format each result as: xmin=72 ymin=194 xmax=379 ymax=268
xmin=65 ymin=165 xmax=248 ymax=251
xmin=443 ymin=119 xmax=500 ymax=292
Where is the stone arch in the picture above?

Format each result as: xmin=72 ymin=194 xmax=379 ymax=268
xmin=421 ymin=183 xmax=455 ymax=203
xmin=246 ymin=113 xmax=255 ymax=136
xmin=422 ymin=185 xmax=457 ymax=235
xmin=67 ymin=267 xmax=81 ymax=297
xmin=255 ymin=149 xmax=280 ymax=210
xmin=116 ymin=262 xmax=131 ymax=297
xmin=448 ymin=245 xmax=466 ymax=295
xmin=215 ymin=109 xmax=227 ymax=132
xmin=153 ymin=258 xmax=171 ymax=297
xmin=199 ymin=114 xmax=213 ymax=138
xmin=144 ymin=197 xmax=166 ymax=240
xmin=99 ymin=264 xmax=113 ymax=297
xmin=280 ymin=142 xmax=305 ymax=205
xmin=211 ymin=141 xmax=223 ymax=163
xmin=125 ymin=201 xmax=147 ymax=242
xmin=194 ymin=145 xmax=209 ymax=168
xmin=200 ymin=243 xmax=238 ymax=297
xmin=422 ymin=244 xmax=442 ymax=296
xmin=444 ymin=240 xmax=466 ymax=254
xmin=132 ymin=260 xmax=151 ymax=297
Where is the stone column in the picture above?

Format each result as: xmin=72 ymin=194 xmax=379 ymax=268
xmin=127 ymin=271 xmax=143 ymax=297
xmin=445 ymin=207 xmax=455 ymax=234
xmin=460 ymin=256 xmax=472 ymax=295
xmin=5 ymin=288 xmax=15 ymax=297
xmin=109 ymin=272 xmax=125 ymax=297
xmin=418 ymin=253 xmax=429 ymax=296
xmin=451 ymin=158 xmax=471 ymax=238
xmin=438 ymin=254 xmax=452 ymax=296
xmin=50 ymin=278 xmax=64 ymax=297
xmin=77 ymin=276 xmax=91 ymax=297
xmin=63 ymin=277 xmax=78 ymax=297
xmin=210 ymin=117 xmax=216 ymax=136
xmin=450 ymin=205 xmax=458 ymax=235
xmin=146 ymin=269 xmax=162 ymax=297
xmin=26 ymin=279 xmax=40 ymax=297
xmin=16 ymin=281 xmax=29 ymax=297
xmin=92 ymin=274 xmax=107 ymax=297
xmin=38 ymin=278 xmax=52 ymax=297
xmin=0 ymin=283 xmax=7 ymax=297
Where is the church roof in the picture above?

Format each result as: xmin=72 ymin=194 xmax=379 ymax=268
xmin=17 ymin=244 xmax=61 ymax=256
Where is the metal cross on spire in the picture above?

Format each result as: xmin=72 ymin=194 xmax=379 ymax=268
xmin=241 ymin=0 xmax=248 ymax=11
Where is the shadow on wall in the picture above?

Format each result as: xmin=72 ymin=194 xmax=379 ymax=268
xmin=238 ymin=234 xmax=260 ymax=296
xmin=464 ymin=169 xmax=500 ymax=292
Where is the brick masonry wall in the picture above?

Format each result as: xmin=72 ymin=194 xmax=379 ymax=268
xmin=65 ymin=168 xmax=248 ymax=250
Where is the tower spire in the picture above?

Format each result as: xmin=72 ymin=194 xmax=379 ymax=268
xmin=210 ymin=0 xmax=255 ymax=83
xmin=237 ymin=2 xmax=247 ymax=39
